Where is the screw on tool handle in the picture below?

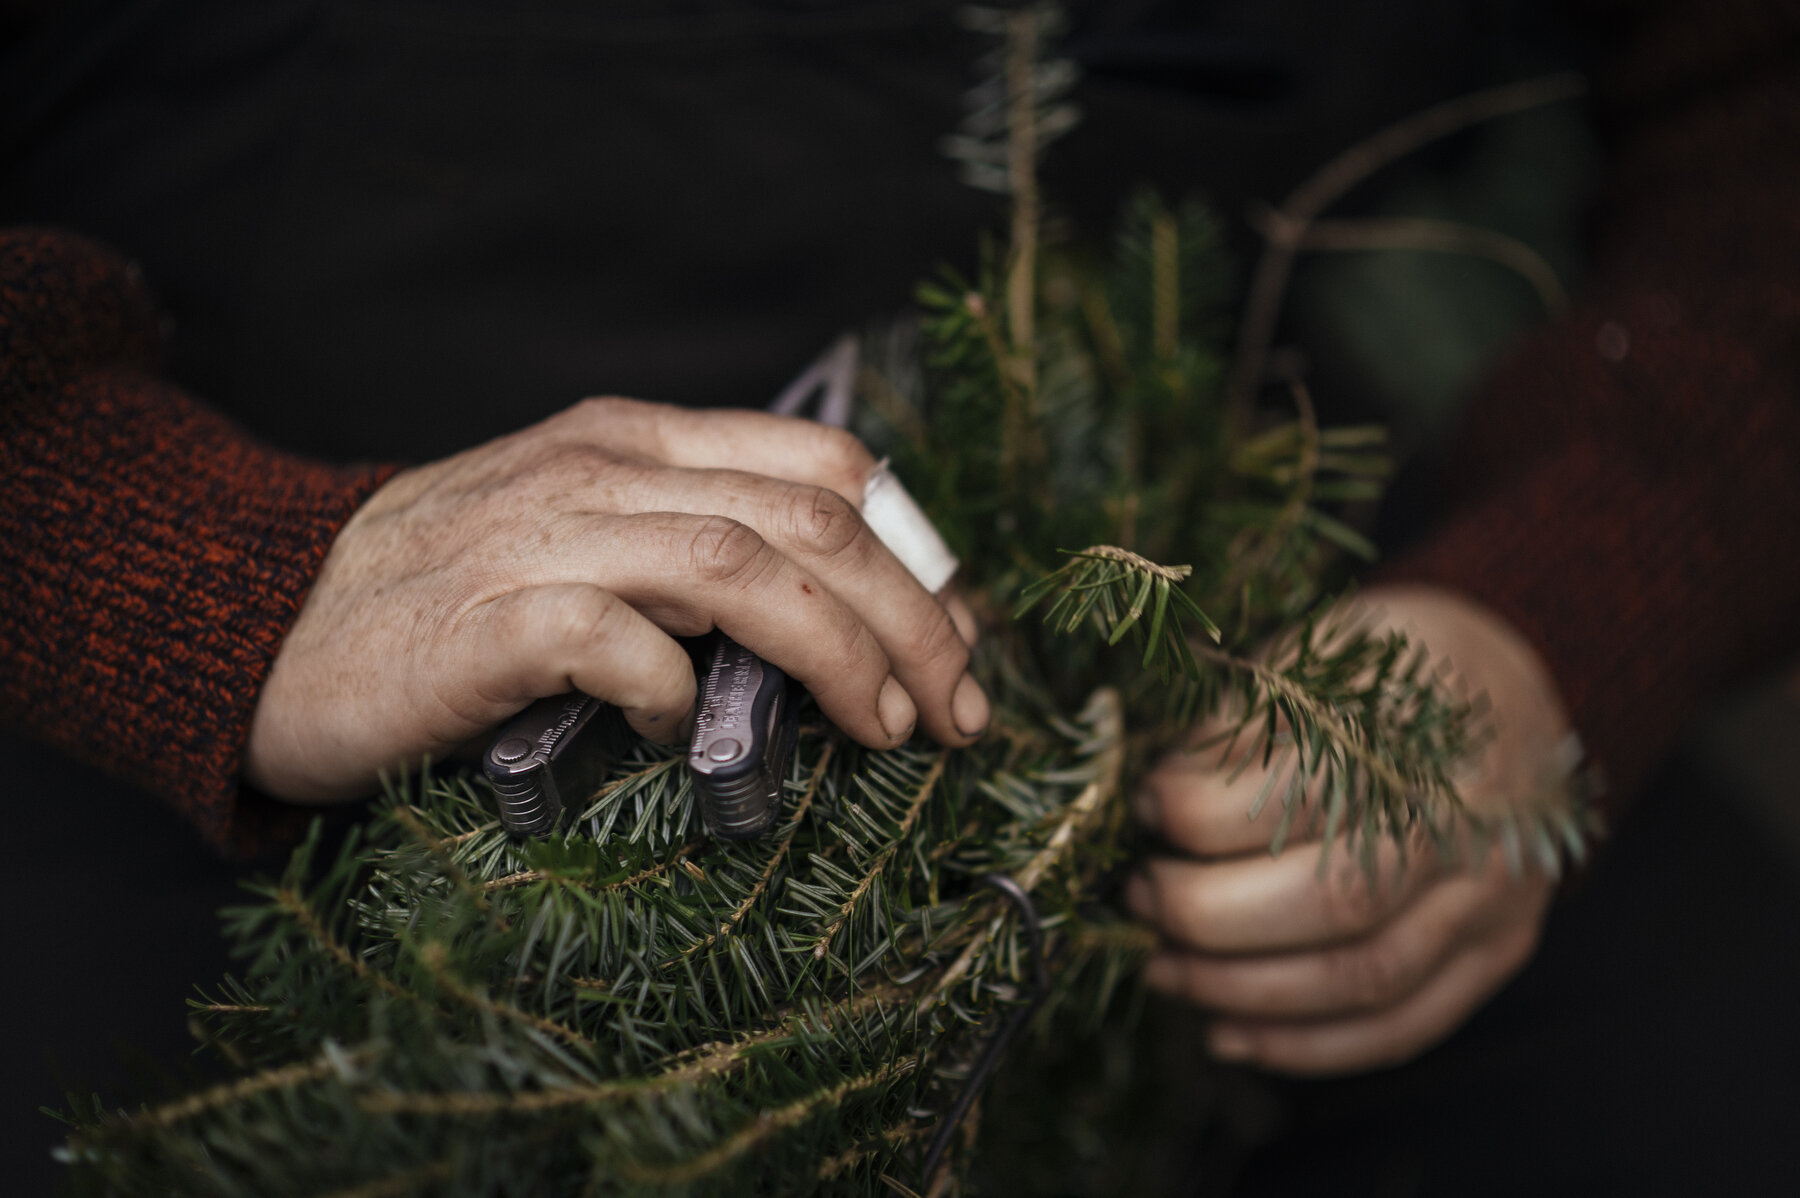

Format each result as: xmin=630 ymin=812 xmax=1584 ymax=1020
xmin=687 ymin=635 xmax=796 ymax=840
xmin=482 ymin=692 xmax=608 ymax=838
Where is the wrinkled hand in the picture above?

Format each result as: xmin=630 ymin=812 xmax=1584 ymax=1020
xmin=1128 ymin=584 xmax=1571 ymax=1075
xmin=246 ymin=397 xmax=988 ymax=802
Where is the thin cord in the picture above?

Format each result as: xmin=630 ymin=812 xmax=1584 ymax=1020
xmin=919 ymin=873 xmax=1047 ymax=1189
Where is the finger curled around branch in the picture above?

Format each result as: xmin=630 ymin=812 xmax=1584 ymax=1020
xmin=569 ymin=512 xmax=910 ymax=748
xmin=1125 ymin=834 xmax=1440 ymax=955
xmin=1195 ymin=910 xmax=1545 ymax=1076
xmin=1136 ymin=727 xmax=1326 ymax=857
xmin=1140 ymin=863 xmax=1523 ymax=1019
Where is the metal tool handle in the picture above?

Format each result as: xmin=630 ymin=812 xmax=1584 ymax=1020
xmin=482 ymin=692 xmax=607 ymax=838
xmin=688 ymin=634 xmax=797 ymax=840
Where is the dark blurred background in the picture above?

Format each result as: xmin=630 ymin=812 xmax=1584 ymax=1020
xmin=4 ymin=1 xmax=1797 ymax=1193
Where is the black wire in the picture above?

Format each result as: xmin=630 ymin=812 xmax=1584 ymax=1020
xmin=919 ymin=872 xmax=1048 ymax=1190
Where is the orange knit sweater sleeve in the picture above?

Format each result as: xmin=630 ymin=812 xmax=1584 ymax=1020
xmin=1379 ymin=0 xmax=1800 ymax=813
xmin=0 ymin=228 xmax=397 ymax=854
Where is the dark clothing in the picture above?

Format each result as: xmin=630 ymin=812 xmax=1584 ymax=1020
xmin=5 ymin=0 xmax=1798 ymax=840
xmin=3 ymin=0 xmax=1798 ymax=1193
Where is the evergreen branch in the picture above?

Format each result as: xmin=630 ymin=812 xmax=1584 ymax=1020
xmin=1078 ymin=287 xmax=1131 ymax=391
xmin=921 ymin=690 xmax=1122 ymax=1013
xmin=614 ymin=1058 xmax=919 ymax=1185
xmin=275 ymin=886 xmax=411 ymax=1001
xmin=1218 ymin=381 xmax=1328 ymax=596
xmin=817 ymin=1124 xmax=932 ymax=1183
xmin=1017 ymin=545 xmax=1220 ymax=676
xmin=1151 ymin=206 xmax=1179 ymax=365
xmin=392 ymin=804 xmax=487 ymax=911
xmin=359 ymin=1083 xmax=628 ymax=1117
xmin=360 ymin=978 xmax=921 ymax=1115
xmin=382 ymin=1018 xmax=898 ymax=1146
xmin=676 ymin=743 xmax=835 ymax=964
xmin=1004 ymin=6 xmax=1041 ymax=383
xmin=1191 ymin=630 xmax=1472 ymax=849
xmin=962 ymin=287 xmax=1035 ymax=495
xmin=583 ymin=753 xmax=686 ymax=811
xmin=1015 ymin=690 xmax=1124 ymax=894
xmin=103 ymin=1047 xmax=375 ymax=1132
xmin=815 ymin=752 xmax=947 ymax=959
xmin=362 ymin=979 xmax=921 ymax=1120
xmin=1206 ymin=647 xmax=1420 ymax=797
xmin=316 ymin=1161 xmax=456 ymax=1198
xmin=654 ymin=980 xmax=914 ymax=1081
xmin=482 ymin=854 xmax=682 ymax=895
xmin=416 ymin=940 xmax=589 ymax=1047
xmin=1064 ymin=921 xmax=1158 ymax=957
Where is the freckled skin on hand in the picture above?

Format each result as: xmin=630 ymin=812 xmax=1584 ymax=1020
xmin=245 ymin=396 xmax=985 ymax=799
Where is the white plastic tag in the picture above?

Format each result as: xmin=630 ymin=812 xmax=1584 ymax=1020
xmin=861 ymin=459 xmax=959 ymax=594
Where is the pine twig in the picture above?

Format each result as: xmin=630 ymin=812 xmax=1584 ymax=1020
xmin=105 ymin=1047 xmax=375 ymax=1132
xmin=613 ymin=1058 xmax=921 ymax=1185
xmin=676 ymin=743 xmax=835 ymax=963
xmin=415 ymin=940 xmax=589 ymax=1047
xmin=920 ymin=689 xmax=1123 ymax=1014
xmin=1218 ymin=380 xmax=1324 ymax=595
xmin=815 ymin=752 xmax=947 ymax=959
xmin=1280 ymin=215 xmax=1569 ymax=314
xmin=275 ymin=886 xmax=411 ymax=1001
xmin=315 ymin=1160 xmax=457 ymax=1198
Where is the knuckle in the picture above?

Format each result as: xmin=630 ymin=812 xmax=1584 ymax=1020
xmin=544 ymin=587 xmax=624 ymax=653
xmin=1324 ymin=942 xmax=1409 ymax=1009
xmin=573 ymin=394 xmax=640 ymax=422
xmin=823 ymin=623 xmax=891 ymax=691
xmin=785 ymin=484 xmax=866 ymax=560
xmin=530 ymin=441 xmax=611 ymax=486
xmin=905 ymin=603 xmax=970 ymax=674
xmin=805 ymin=423 xmax=877 ymax=493
xmin=1321 ymin=876 xmax=1385 ymax=935
xmin=687 ymin=515 xmax=771 ymax=587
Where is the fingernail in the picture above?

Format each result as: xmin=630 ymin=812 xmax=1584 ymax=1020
xmin=1209 ymin=1024 xmax=1255 ymax=1061
xmin=951 ymin=671 xmax=990 ymax=738
xmin=877 ymin=675 xmax=917 ymax=742
xmin=1133 ymin=786 xmax=1162 ymax=833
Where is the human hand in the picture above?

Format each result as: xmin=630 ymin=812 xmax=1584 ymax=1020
xmin=245 ymin=397 xmax=987 ymax=802
xmin=1127 ymin=584 xmax=1573 ymax=1075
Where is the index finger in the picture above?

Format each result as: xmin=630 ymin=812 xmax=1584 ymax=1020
xmin=1128 ymin=834 xmax=1441 ymax=955
xmin=1139 ymin=721 xmax=1327 ymax=858
xmin=600 ymin=465 xmax=984 ymax=746
xmin=562 ymin=398 xmax=879 ymax=504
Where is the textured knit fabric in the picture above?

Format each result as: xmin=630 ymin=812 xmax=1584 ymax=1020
xmin=2 ymin=2 xmax=1796 ymax=852
xmin=0 ymin=229 xmax=397 ymax=854
xmin=1379 ymin=0 xmax=1800 ymax=814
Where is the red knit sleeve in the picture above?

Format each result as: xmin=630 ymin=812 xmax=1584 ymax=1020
xmin=1378 ymin=2 xmax=1800 ymax=814
xmin=0 ymin=228 xmax=399 ymax=855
